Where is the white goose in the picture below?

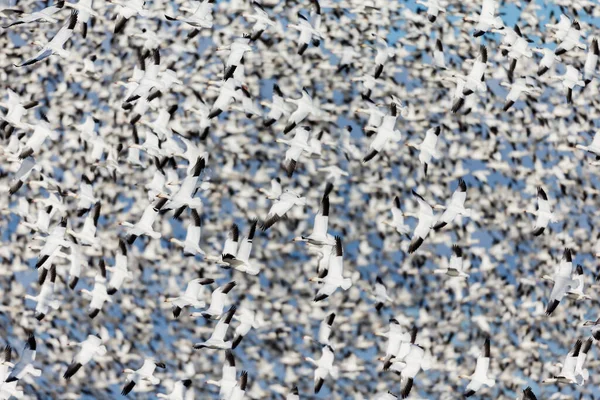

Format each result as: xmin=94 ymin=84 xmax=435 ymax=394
xmin=119 ymin=197 xmax=168 ymax=245
xmin=166 ymin=277 xmax=214 ymax=318
xmin=80 ymin=260 xmax=112 ymax=319
xmin=63 ymin=335 xmax=107 ymax=380
xmin=460 ymin=338 xmax=495 ymax=397
xmin=311 ymin=236 xmax=352 ymax=301
xmin=107 ymin=239 xmax=132 ymax=295
xmin=305 ymin=345 xmax=338 ymax=394
xmin=406 ymin=126 xmax=441 ymax=175
xmin=278 ymin=126 xmax=311 ymax=177
xmin=543 ymin=248 xmax=576 ymax=316
xmin=5 ymin=334 xmax=41 ymax=383
xmin=529 ymin=187 xmax=557 ymax=236
xmin=221 ymin=221 xmax=260 ymax=275
xmin=16 ymin=10 xmax=79 ymax=67
xmin=121 ymin=358 xmax=166 ymax=396
xmin=434 ymin=245 xmax=469 ymax=279
xmin=384 ymin=196 xmax=410 ymax=236
xmin=194 ymin=306 xmax=237 ymax=350
xmin=294 ymin=184 xmax=335 ymax=246
xmin=434 ymin=178 xmax=470 ymax=231
xmin=206 ymin=350 xmax=237 ymax=399
xmin=170 ymin=209 xmax=205 ymax=257
xmin=283 ymin=89 xmax=320 ymax=134
xmin=408 ymin=190 xmax=435 ymax=254
xmin=576 ymin=130 xmax=600 ymax=157
xmin=542 ymin=340 xmax=581 ymax=385
xmin=261 ymin=189 xmax=306 ymax=231
xmin=363 ymin=103 xmax=402 ymax=163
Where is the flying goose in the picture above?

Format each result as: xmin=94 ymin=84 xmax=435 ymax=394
xmin=305 ymin=345 xmax=338 ymax=394
xmin=63 ymin=335 xmax=107 ymax=379
xmin=460 ymin=338 xmax=495 ymax=397
xmin=433 ymin=178 xmax=470 ymax=231
xmin=121 ymin=358 xmax=166 ymax=396
xmin=194 ymin=305 xmax=237 ymax=350
xmin=166 ymin=277 xmax=214 ymax=318
xmin=408 ymin=190 xmax=435 ymax=254
xmin=310 ymin=236 xmax=352 ymax=301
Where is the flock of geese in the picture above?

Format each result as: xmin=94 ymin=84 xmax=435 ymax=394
xmin=1 ymin=0 xmax=600 ymax=398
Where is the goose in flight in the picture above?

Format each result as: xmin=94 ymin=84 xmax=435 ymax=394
xmin=64 ymin=0 xmax=97 ymax=38
xmin=542 ymin=340 xmax=581 ymax=385
xmin=287 ymin=0 xmax=323 ymax=55
xmin=170 ymin=209 xmax=205 ymax=257
xmin=26 ymin=265 xmax=60 ymax=320
xmin=305 ymin=345 xmax=338 ymax=394
xmin=232 ymin=308 xmax=258 ymax=349
xmin=550 ymin=65 xmax=585 ymax=104
xmin=0 ymin=89 xmax=39 ymax=133
xmin=555 ymin=20 xmax=586 ymax=55
xmin=584 ymin=37 xmax=598 ymax=85
xmin=16 ymin=10 xmax=79 ymax=67
xmin=261 ymin=189 xmax=307 ymax=231
xmin=574 ymin=338 xmax=592 ymax=385
xmin=262 ymin=85 xmax=289 ymax=127
xmin=259 ymin=178 xmax=282 ymax=200
xmin=206 ymin=350 xmax=237 ymax=399
xmin=243 ymin=1 xmax=276 ymax=41
xmin=393 ymin=340 xmax=431 ymax=399
xmin=218 ymin=36 xmax=252 ymax=80
xmin=304 ymin=312 xmax=336 ymax=346
xmin=575 ymin=130 xmax=600 ymax=157
xmin=543 ymin=248 xmax=577 ymax=316
xmin=19 ymin=118 xmax=57 ymax=159
xmin=208 ymin=79 xmax=242 ymax=119
xmin=107 ymin=239 xmax=131 ymax=295
xmin=229 ymin=370 xmax=248 ymax=400
xmin=367 ymin=34 xmax=395 ymax=79
xmin=460 ymin=338 xmax=495 ymax=397
xmin=434 ymin=245 xmax=469 ymax=279
xmin=372 ymin=278 xmax=393 ymax=313
xmin=294 ymin=183 xmax=335 ymax=246
xmin=464 ymin=0 xmax=504 ymax=37
xmin=2 ymin=1 xmax=65 ymax=28
xmin=502 ymin=27 xmax=533 ymax=80
xmin=194 ymin=305 xmax=237 ymax=350
xmin=278 ymin=126 xmax=311 ymax=177
xmin=311 ymin=236 xmax=352 ymax=301
xmin=533 ymin=47 xmax=561 ymax=76
xmin=73 ymin=175 xmax=98 ymax=216
xmin=81 ymin=259 xmax=112 ymax=319
xmin=9 ymin=156 xmax=39 ymax=195
xmin=166 ymin=277 xmax=214 ymax=318
xmin=283 ymin=89 xmax=320 ymax=134
xmin=406 ymin=126 xmax=441 ymax=175
xmin=408 ymin=190 xmax=435 ymax=254
xmin=378 ymin=319 xmax=412 ymax=370
xmin=363 ymin=102 xmax=402 ymax=163
xmin=566 ymin=264 xmax=591 ymax=301
xmin=196 ymin=281 xmax=237 ymax=320
xmin=500 ymin=77 xmax=541 ymax=111
xmin=434 ymin=178 xmax=470 ymax=231
xmin=527 ymin=187 xmax=557 ymax=236
xmin=416 ymin=0 xmax=446 ymax=23
xmin=110 ymin=0 xmax=149 ymax=35
xmin=119 ymin=197 xmax=168 ymax=245
xmin=69 ymin=201 xmax=101 ymax=246
xmin=63 ymin=335 xmax=107 ymax=379
xmin=35 ymin=217 xmax=68 ymax=277
xmin=521 ymin=387 xmax=538 ymax=400
xmin=462 ymin=46 xmax=488 ymax=96
xmin=121 ymin=358 xmax=166 ymax=396
xmin=157 ymin=379 xmax=193 ymax=400
xmin=221 ymin=220 xmax=260 ymax=275
xmin=0 ymin=344 xmax=15 ymax=393
xmin=165 ymin=0 xmax=215 ymax=39
xmin=546 ymin=13 xmax=571 ymax=42
xmin=383 ymin=196 xmax=410 ymax=236
xmin=5 ymin=334 xmax=41 ymax=384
